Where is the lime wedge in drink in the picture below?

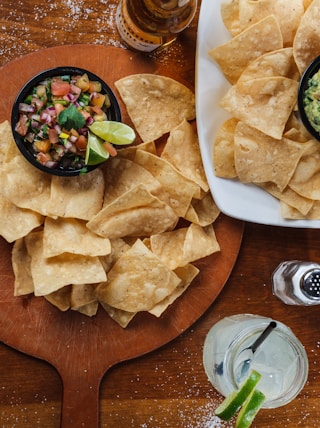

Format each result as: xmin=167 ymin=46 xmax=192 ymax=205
xmin=85 ymin=132 xmax=110 ymax=166
xmin=89 ymin=121 xmax=136 ymax=145
xmin=235 ymin=389 xmax=266 ymax=428
xmin=215 ymin=370 xmax=262 ymax=421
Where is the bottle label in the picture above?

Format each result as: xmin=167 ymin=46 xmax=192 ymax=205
xmin=116 ymin=3 xmax=162 ymax=53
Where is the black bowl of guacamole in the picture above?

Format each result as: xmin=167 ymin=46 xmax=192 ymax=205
xmin=298 ymin=56 xmax=320 ymax=141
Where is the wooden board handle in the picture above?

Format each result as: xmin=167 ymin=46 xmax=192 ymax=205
xmin=60 ymin=368 xmax=103 ymax=428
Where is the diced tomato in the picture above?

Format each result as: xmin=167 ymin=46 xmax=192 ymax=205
xmin=103 ymin=141 xmax=117 ymax=157
xmin=48 ymin=128 xmax=59 ymax=144
xmin=36 ymin=152 xmax=52 ymax=165
xmin=15 ymin=114 xmax=28 ymax=136
xmin=51 ymin=78 xmax=71 ymax=96
xmin=76 ymin=135 xmax=87 ymax=151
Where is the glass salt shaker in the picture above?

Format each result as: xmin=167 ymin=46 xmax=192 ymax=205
xmin=272 ymin=260 xmax=320 ymax=305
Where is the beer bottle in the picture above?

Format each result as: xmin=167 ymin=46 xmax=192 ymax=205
xmin=116 ymin=0 xmax=197 ymax=53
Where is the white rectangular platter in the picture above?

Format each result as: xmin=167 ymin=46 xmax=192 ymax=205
xmin=195 ymin=0 xmax=320 ymax=228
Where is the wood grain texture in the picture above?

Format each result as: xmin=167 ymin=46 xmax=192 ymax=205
xmin=1 ymin=1 xmax=320 ymax=427
xmin=0 ymin=6 xmax=243 ymax=426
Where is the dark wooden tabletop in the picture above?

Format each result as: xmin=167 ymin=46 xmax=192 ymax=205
xmin=0 ymin=1 xmax=320 ymax=427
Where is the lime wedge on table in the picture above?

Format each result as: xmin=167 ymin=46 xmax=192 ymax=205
xmin=215 ymin=370 xmax=262 ymax=421
xmin=235 ymin=389 xmax=266 ymax=428
xmin=89 ymin=121 xmax=136 ymax=145
xmin=85 ymin=132 xmax=110 ymax=166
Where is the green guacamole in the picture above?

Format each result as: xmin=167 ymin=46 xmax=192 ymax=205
xmin=303 ymin=69 xmax=320 ymax=133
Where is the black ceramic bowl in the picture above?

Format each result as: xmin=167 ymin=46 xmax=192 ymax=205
xmin=11 ymin=66 xmax=122 ymax=176
xmin=298 ymin=56 xmax=320 ymax=141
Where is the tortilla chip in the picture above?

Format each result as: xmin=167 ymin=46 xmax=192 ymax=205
xmin=87 ymin=184 xmax=178 ymax=239
xmin=288 ymin=139 xmax=320 ymax=199
xmin=25 ymin=230 xmax=107 ymax=296
xmin=238 ymin=0 xmax=304 ymax=47
xmin=117 ymin=141 xmax=157 ymax=160
xmin=99 ymin=301 xmax=136 ymax=328
xmin=115 ymin=74 xmax=195 ymax=142
xmin=96 ymin=239 xmax=181 ymax=312
xmin=221 ymin=0 xmax=240 ymax=36
xmin=303 ymin=0 xmax=313 ymax=9
xmin=234 ymin=122 xmax=309 ymax=191
xmin=0 ymin=153 xmax=51 ymax=216
xmin=102 ymin=157 xmax=162 ymax=207
xmin=183 ymin=224 xmax=220 ymax=264
xmin=209 ymin=15 xmax=283 ymax=84
xmin=0 ymin=120 xmax=15 ymax=166
xmin=71 ymin=284 xmax=98 ymax=317
xmin=43 ymin=217 xmax=111 ymax=258
xmin=285 ymin=113 xmax=313 ymax=142
xmin=150 ymin=223 xmax=220 ymax=270
xmin=293 ymin=0 xmax=320 ymax=74
xmin=161 ymin=119 xmax=209 ymax=192
xmin=99 ymin=238 xmax=131 ymax=272
xmin=0 ymin=192 xmax=43 ymax=243
xmin=44 ymin=286 xmax=71 ymax=312
xmin=281 ymin=199 xmax=320 ymax=219
xmin=259 ymin=182 xmax=314 ymax=216
xmin=48 ymin=168 xmax=104 ymax=220
xmin=134 ymin=149 xmax=200 ymax=216
xmin=213 ymin=118 xmax=238 ymax=178
xmin=148 ymin=264 xmax=199 ymax=317
xmin=184 ymin=193 xmax=220 ymax=226
xmin=238 ymin=48 xmax=300 ymax=82
xmin=220 ymin=77 xmax=298 ymax=140
xmin=46 ymin=168 xmax=104 ymax=220
xmin=12 ymin=238 xmax=34 ymax=296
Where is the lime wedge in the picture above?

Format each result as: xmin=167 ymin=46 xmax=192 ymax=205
xmin=235 ymin=389 xmax=266 ymax=428
xmin=89 ymin=121 xmax=136 ymax=145
xmin=215 ymin=370 xmax=262 ymax=421
xmin=85 ymin=132 xmax=110 ymax=166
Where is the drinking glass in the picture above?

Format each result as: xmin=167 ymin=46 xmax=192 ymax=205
xmin=203 ymin=314 xmax=308 ymax=408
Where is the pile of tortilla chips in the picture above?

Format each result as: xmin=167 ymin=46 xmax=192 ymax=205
xmin=0 ymin=74 xmax=220 ymax=327
xmin=211 ymin=0 xmax=320 ymax=219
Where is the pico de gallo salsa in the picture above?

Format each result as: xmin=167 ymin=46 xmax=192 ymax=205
xmin=15 ymin=72 xmax=115 ymax=171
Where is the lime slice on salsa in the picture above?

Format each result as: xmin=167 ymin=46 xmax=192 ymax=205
xmin=89 ymin=121 xmax=136 ymax=146
xmin=235 ymin=389 xmax=266 ymax=428
xmin=85 ymin=132 xmax=110 ymax=166
xmin=215 ymin=370 xmax=262 ymax=421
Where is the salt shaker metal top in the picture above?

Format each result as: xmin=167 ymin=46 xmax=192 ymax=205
xmin=272 ymin=260 xmax=320 ymax=306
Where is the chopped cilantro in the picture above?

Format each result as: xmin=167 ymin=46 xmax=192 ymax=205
xmin=58 ymin=104 xmax=86 ymax=130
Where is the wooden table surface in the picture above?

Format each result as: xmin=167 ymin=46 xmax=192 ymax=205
xmin=0 ymin=1 xmax=320 ymax=427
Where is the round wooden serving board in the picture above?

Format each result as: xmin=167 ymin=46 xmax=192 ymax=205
xmin=0 ymin=45 xmax=243 ymax=427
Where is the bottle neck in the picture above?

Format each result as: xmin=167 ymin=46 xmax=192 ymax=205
xmin=127 ymin=0 xmax=197 ymax=35
xmin=116 ymin=0 xmax=197 ymax=53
